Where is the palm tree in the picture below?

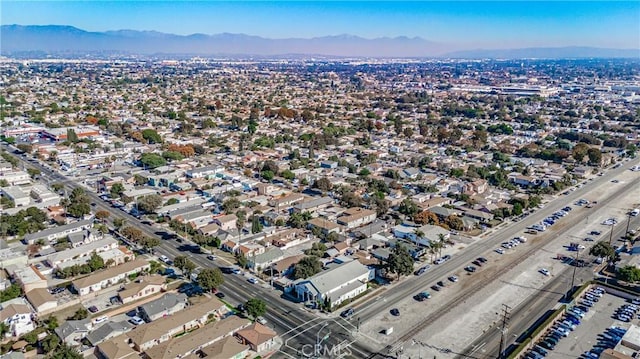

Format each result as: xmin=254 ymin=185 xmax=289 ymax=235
xmin=437 ymin=233 xmax=447 ymax=259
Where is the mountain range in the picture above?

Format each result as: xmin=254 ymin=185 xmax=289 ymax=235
xmin=2 ymin=25 xmax=638 ymax=59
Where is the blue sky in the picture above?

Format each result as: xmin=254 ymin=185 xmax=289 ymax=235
xmin=2 ymin=1 xmax=639 ymax=49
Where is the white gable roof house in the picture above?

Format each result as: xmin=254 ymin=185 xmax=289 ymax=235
xmin=293 ymin=260 xmax=371 ymax=308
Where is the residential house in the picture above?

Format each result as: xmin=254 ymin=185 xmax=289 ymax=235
xmin=235 ymin=322 xmax=278 ymax=353
xmin=66 ymin=229 xmax=99 ymax=248
xmin=255 ymin=183 xmax=278 ymax=196
xmin=248 ymin=247 xmax=285 ymax=271
xmin=292 ymin=196 xmax=333 ymax=215
xmin=23 ymin=219 xmax=93 ymax=245
xmin=127 ymin=298 xmax=227 ymax=351
xmin=117 ymin=275 xmax=166 ymax=304
xmin=265 ymin=254 xmax=305 ymax=278
xmin=142 ymin=316 xmax=251 ymax=359
xmin=55 ymin=319 xmax=92 ymax=346
xmin=11 ymin=265 xmax=47 ymax=292
xmin=45 ymin=237 xmax=119 ymax=268
xmin=138 ymin=292 xmax=189 ymax=322
xmin=336 ymin=208 xmax=377 ymax=230
xmin=269 ymin=193 xmax=305 ymax=210
xmin=24 ymin=288 xmax=57 ymax=314
xmin=86 ymin=320 xmax=134 ymax=346
xmin=186 ymin=166 xmax=223 ymax=179
xmin=199 ymin=336 xmax=250 ymax=359
xmin=267 ymin=228 xmax=308 ymax=249
xmin=72 ymin=258 xmax=150 ymax=296
xmin=307 ymin=218 xmax=342 ymax=236
xmin=1 ymin=304 xmax=35 ymax=338
xmin=96 ymin=335 xmax=139 ymax=359
xmin=213 ymin=214 xmax=238 ymax=231
xmin=293 ymin=260 xmax=372 ymax=308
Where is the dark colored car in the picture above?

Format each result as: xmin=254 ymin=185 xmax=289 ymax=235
xmin=390 ymin=308 xmax=400 ymax=316
xmin=88 ymin=306 xmax=99 ymax=313
xmin=431 ymin=285 xmax=441 ymax=292
xmin=477 ymin=257 xmax=488 ymax=263
xmin=215 ymin=292 xmax=226 ymax=299
xmin=437 ymin=281 xmax=446 ymax=287
xmin=341 ymin=308 xmax=355 ymax=318
xmin=465 ymin=266 xmax=477 ymax=273
xmin=236 ymin=303 xmax=246 ymax=312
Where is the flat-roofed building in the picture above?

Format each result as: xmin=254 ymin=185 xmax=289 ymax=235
xmin=143 ymin=316 xmax=251 ymax=359
xmin=72 ymin=258 xmax=150 ymax=296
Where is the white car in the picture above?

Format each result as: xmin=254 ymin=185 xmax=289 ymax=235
xmin=539 ymin=268 xmax=550 ymax=276
xmin=129 ymin=316 xmax=145 ymax=325
xmin=495 ymin=248 xmax=505 ymax=254
xmin=159 ymin=255 xmax=169 ymax=263
xmin=256 ymin=316 xmax=267 ymax=325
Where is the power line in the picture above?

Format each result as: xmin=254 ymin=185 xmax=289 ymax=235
xmin=497 ymin=304 xmax=511 ymax=359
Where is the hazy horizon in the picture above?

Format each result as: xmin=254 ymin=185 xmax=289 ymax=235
xmin=2 ymin=1 xmax=639 ymax=50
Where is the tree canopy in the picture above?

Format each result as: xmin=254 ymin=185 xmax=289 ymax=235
xmin=196 ymin=267 xmax=224 ymax=291
xmin=387 ymin=244 xmax=414 ymax=280
xmin=293 ymin=256 xmax=322 ymax=279
xmin=245 ymin=297 xmax=267 ymax=320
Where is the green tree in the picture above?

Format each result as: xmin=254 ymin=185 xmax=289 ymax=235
xmin=121 ymin=226 xmax=143 ymax=242
xmin=619 ymin=266 xmax=640 ymax=283
xmin=68 ymin=307 xmax=89 ymax=320
xmin=49 ymin=343 xmax=83 ymax=359
xmin=0 ymin=284 xmax=23 ymax=302
xmin=110 ymin=183 xmax=125 ymax=198
xmin=261 ymin=170 xmax=274 ymax=181
xmin=398 ymin=199 xmax=419 ymax=217
xmin=141 ymin=129 xmax=163 ymax=144
xmin=589 ymin=241 xmax=615 ymax=260
xmin=139 ymin=236 xmax=160 ymax=251
xmin=387 ymin=244 xmax=414 ymax=280
xmin=113 ymin=217 xmax=126 ymax=229
xmin=292 ymin=256 xmax=322 ymax=279
xmin=27 ymin=168 xmax=41 ymax=178
xmin=314 ymin=177 xmax=333 ymax=192
xmin=174 ymin=255 xmax=189 ymax=271
xmin=41 ymin=334 xmax=61 ymax=353
xmin=572 ymin=143 xmax=590 ymax=162
xmin=0 ymin=322 xmax=8 ymax=337
xmin=251 ymin=216 xmax=263 ymax=234
xmin=281 ymin=169 xmax=295 ymax=181
xmin=139 ymin=153 xmax=167 ymax=169
xmin=245 ymin=298 xmax=267 ymax=320
xmin=587 ymin=148 xmax=602 ymax=166
xmin=87 ymin=252 xmax=105 ymax=271
xmin=137 ymin=194 xmax=163 ymax=213
xmin=66 ymin=129 xmax=79 ymax=143
xmin=44 ymin=315 xmax=59 ymax=331
xmin=235 ymin=252 xmax=248 ymax=268
xmin=196 ymin=267 xmax=224 ymax=292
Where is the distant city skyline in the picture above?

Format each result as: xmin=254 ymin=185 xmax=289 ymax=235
xmin=2 ymin=1 xmax=639 ymax=50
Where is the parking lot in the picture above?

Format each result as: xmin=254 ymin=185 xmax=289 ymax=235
xmin=544 ymin=290 xmax=633 ymax=358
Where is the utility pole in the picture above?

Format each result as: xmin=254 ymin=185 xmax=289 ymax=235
xmin=567 ymin=248 xmax=581 ymax=301
xmin=498 ymin=304 xmax=511 ymax=359
xmin=625 ymin=213 xmax=632 ymax=238
xmin=609 ymin=223 xmax=615 ymax=246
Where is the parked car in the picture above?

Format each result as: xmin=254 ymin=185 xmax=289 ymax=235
xmin=464 ymin=266 xmax=477 ymax=273
xmin=215 ymin=292 xmax=226 ymax=299
xmin=129 ymin=316 xmax=145 ymax=325
xmin=448 ymin=275 xmax=459 ymax=282
xmin=390 ymin=308 xmax=400 ymax=316
xmin=88 ymin=306 xmax=99 ymax=313
xmin=539 ymin=268 xmax=550 ymax=276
